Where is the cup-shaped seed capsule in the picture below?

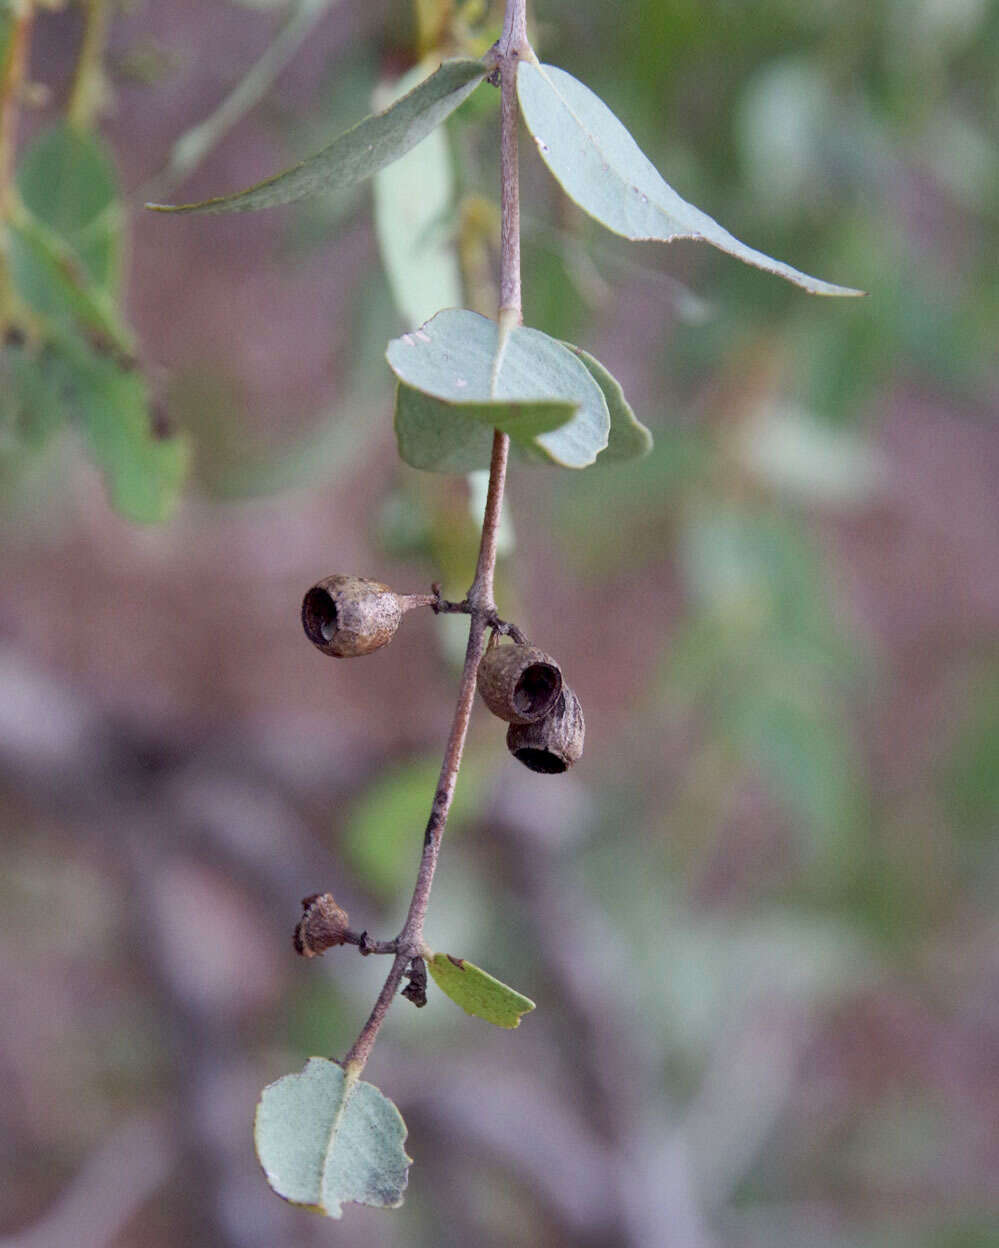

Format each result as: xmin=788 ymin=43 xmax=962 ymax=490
xmin=301 ymin=575 xmax=403 ymax=657
xmin=506 ymin=685 xmax=584 ymax=774
xmin=477 ymin=643 xmax=563 ymax=725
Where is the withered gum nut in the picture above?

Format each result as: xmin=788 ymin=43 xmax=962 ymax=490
xmin=507 ymin=685 xmax=584 ymax=774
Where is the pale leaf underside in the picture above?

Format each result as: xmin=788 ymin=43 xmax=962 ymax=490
xmin=373 ymin=61 xmax=464 ymax=328
xmin=255 ymin=1059 xmax=411 ymax=1218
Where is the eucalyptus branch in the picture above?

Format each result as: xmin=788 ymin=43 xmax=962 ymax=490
xmin=432 ymin=589 xmax=529 ymax=644
xmin=6 ymin=0 xmax=864 ymax=1221
xmin=67 ymin=0 xmax=111 ymax=130
xmin=0 ymin=0 xmax=33 ymax=330
xmin=342 ymin=0 xmax=527 ymax=1077
xmin=0 ymin=0 xmax=32 ymax=203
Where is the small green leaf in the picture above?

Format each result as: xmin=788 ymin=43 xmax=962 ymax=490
xmin=255 ymin=1059 xmax=411 ymax=1218
xmin=148 ymin=57 xmax=486 ymax=215
xmin=561 ymin=343 xmax=653 ymax=462
xmin=387 ymin=309 xmax=609 ymax=471
xmin=373 ymin=63 xmax=463 ymax=327
xmin=517 ymin=62 xmax=863 ymax=297
xmin=16 ymin=122 xmax=121 ymax=290
xmin=426 ymin=952 xmax=536 ymax=1028
xmin=5 ymin=218 xmax=129 ymax=350
xmin=67 ymin=352 xmax=189 ymax=524
xmin=1 ymin=344 xmax=67 ymax=450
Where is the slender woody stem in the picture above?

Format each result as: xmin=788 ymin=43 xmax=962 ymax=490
xmin=497 ymin=23 xmax=522 ymax=319
xmin=0 ymin=0 xmax=33 ymax=332
xmin=67 ymin=0 xmax=111 ymax=130
xmin=343 ymin=0 xmax=527 ymax=1076
xmin=0 ymin=1 xmax=32 ymax=203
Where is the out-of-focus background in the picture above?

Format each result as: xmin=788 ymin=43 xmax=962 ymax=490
xmin=2 ymin=1 xmax=997 ymax=1245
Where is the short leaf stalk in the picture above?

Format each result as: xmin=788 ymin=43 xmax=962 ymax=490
xmin=342 ymin=0 xmax=527 ymax=1079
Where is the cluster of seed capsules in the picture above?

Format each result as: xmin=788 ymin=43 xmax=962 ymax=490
xmin=301 ymin=574 xmax=584 ymax=774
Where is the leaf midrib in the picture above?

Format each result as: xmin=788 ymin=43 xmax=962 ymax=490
xmin=319 ymin=1067 xmax=359 ymax=1213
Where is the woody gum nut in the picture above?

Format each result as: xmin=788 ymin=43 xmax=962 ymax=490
xmin=477 ymin=643 xmax=563 ymax=725
xmin=301 ymin=575 xmax=403 ymax=657
xmin=294 ymin=893 xmax=350 ymax=957
xmin=506 ymin=685 xmax=585 ymax=774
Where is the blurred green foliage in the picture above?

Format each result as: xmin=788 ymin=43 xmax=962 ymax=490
xmin=344 ymin=755 xmax=484 ymax=900
xmin=1 ymin=119 xmax=189 ymax=521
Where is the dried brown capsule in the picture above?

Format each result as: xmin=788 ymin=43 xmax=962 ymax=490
xmin=294 ymin=893 xmax=350 ymax=957
xmin=301 ymin=575 xmax=403 ymax=657
xmin=477 ymin=642 xmax=563 ymax=725
xmin=506 ymin=685 xmax=584 ymax=774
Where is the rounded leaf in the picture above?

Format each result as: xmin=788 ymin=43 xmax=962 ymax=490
xmin=561 ymin=342 xmax=653 ymax=462
xmin=255 ymin=1059 xmax=411 ymax=1218
xmin=387 ymin=309 xmax=610 ymax=470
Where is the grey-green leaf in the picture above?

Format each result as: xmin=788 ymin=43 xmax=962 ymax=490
xmin=561 ymin=342 xmax=653 ymax=462
xmin=426 ymin=953 xmax=536 ymax=1028
xmin=148 ymin=58 xmax=486 ymax=215
xmin=255 ymin=1059 xmax=411 ymax=1218
xmin=517 ymin=62 xmax=863 ymax=297
xmin=395 ymin=383 xmax=579 ymax=472
xmin=394 ymin=387 xmax=497 ymax=472
xmin=387 ymin=309 xmax=609 ymax=471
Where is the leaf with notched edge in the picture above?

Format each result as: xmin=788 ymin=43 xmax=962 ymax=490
xmin=427 ymin=952 xmax=536 ymax=1028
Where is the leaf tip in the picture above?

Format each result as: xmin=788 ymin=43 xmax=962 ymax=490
xmin=806 ymin=280 xmax=867 ymax=298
